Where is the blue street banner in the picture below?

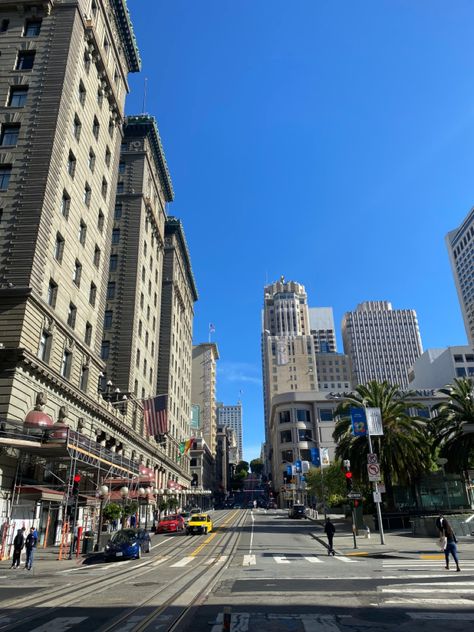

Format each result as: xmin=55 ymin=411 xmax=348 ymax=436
xmin=286 ymin=465 xmax=292 ymax=477
xmin=350 ymin=407 xmax=367 ymax=436
xmin=310 ymin=447 xmax=320 ymax=467
xmin=295 ymin=460 xmax=302 ymax=473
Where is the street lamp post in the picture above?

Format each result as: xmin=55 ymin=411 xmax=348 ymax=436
xmin=95 ymin=485 xmax=109 ymax=551
xmin=120 ymin=486 xmax=129 ymax=527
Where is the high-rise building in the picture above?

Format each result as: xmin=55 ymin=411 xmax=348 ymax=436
xmin=261 ymin=278 xmax=318 ymax=486
xmin=191 ymin=343 xmax=219 ymax=456
xmin=408 ymin=345 xmax=474 ymax=389
xmin=0 ymin=0 xmax=143 ymax=519
xmin=342 ymin=301 xmax=423 ymax=387
xmin=157 ymin=216 xmax=198 ymax=486
xmin=446 ymin=209 xmax=474 ymax=345
xmin=216 ymin=402 xmax=243 ymax=462
xmin=309 ymin=307 xmax=337 ymax=353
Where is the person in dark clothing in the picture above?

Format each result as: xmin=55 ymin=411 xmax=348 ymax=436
xmin=442 ymin=519 xmax=461 ymax=572
xmin=25 ymin=526 xmax=37 ymax=570
xmin=324 ymin=518 xmax=336 ymax=555
xmin=10 ymin=528 xmax=24 ymax=568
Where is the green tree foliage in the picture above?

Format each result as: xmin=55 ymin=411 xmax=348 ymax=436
xmin=122 ymin=501 xmax=139 ymax=517
xmin=432 ymin=378 xmax=474 ymax=471
xmin=167 ymin=497 xmax=179 ymax=510
xmin=333 ymin=380 xmax=431 ymax=508
xmin=235 ymin=461 xmax=249 ymax=474
xmin=305 ymin=462 xmax=347 ymax=507
xmin=249 ymin=458 xmax=264 ymax=476
xmin=102 ymin=502 xmax=122 ymax=522
xmin=231 ymin=469 xmax=247 ymax=490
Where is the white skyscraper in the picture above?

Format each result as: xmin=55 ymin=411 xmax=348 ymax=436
xmin=446 ymin=209 xmax=474 ymax=345
xmin=217 ymin=402 xmax=243 ymax=462
xmin=342 ymin=301 xmax=423 ymax=387
xmin=309 ymin=307 xmax=337 ymax=353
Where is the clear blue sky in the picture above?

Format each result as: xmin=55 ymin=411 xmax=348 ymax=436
xmin=126 ymin=1 xmax=472 ymax=462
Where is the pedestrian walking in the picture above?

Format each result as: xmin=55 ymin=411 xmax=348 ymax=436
xmin=442 ymin=519 xmax=461 ymax=572
xmin=435 ymin=514 xmax=444 ymax=536
xmin=10 ymin=528 xmax=24 ymax=569
xmin=324 ymin=517 xmax=336 ymax=555
xmin=25 ymin=526 xmax=37 ymax=571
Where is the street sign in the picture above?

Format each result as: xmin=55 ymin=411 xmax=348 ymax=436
xmin=373 ymin=491 xmax=382 ymax=503
xmin=295 ymin=460 xmax=302 ymax=473
xmin=367 ymin=453 xmax=378 ymax=465
xmin=347 ymin=492 xmax=362 ymax=499
xmin=367 ymin=463 xmax=381 ymax=482
xmin=378 ymin=483 xmax=386 ymax=493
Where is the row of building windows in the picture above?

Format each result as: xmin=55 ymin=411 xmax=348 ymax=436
xmin=0 ymin=18 xmax=42 ymax=37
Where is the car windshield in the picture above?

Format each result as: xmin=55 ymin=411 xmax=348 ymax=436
xmin=190 ymin=515 xmax=206 ymax=522
xmin=162 ymin=515 xmax=178 ymax=522
xmin=111 ymin=530 xmax=136 ymax=544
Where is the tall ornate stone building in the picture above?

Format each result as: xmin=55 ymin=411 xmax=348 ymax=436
xmin=191 ymin=343 xmax=219 ymax=456
xmin=156 ymin=216 xmax=198 ymax=488
xmin=0 ymin=0 xmax=144 ymax=519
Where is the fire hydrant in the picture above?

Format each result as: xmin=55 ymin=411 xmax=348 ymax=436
xmin=365 ymin=526 xmax=371 ymax=539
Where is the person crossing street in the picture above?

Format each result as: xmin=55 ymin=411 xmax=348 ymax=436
xmin=324 ymin=517 xmax=336 ymax=556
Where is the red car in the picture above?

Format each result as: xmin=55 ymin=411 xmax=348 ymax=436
xmin=157 ymin=514 xmax=185 ymax=533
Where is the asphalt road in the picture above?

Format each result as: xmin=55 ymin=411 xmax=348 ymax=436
xmin=0 ymin=509 xmax=473 ymax=632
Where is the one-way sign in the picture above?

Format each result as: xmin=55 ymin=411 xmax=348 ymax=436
xmin=347 ymin=492 xmax=362 ymax=499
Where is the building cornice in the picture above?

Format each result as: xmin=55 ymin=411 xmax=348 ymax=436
xmin=165 ymin=216 xmax=198 ymax=301
xmin=110 ymin=0 xmax=141 ymax=73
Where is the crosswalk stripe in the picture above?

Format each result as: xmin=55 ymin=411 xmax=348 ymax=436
xmin=304 ymin=556 xmax=324 ymax=564
xmin=217 ymin=555 xmax=228 ymax=564
xmin=334 ymin=556 xmax=358 ymax=563
xmin=170 ymin=556 xmax=194 ymax=568
xmin=243 ymin=554 xmax=256 ymax=566
xmin=204 ymin=557 xmax=215 ymax=565
xmin=381 ymin=587 xmax=474 ymax=594
xmin=273 ymin=556 xmax=290 ymax=564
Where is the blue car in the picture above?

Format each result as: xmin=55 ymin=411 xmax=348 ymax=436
xmin=104 ymin=528 xmax=150 ymax=561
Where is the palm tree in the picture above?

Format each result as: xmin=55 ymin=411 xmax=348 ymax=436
xmin=432 ymin=378 xmax=474 ymax=471
xmin=333 ymin=381 xmax=431 ymax=508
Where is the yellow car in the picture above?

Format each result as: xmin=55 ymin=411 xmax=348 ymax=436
xmin=186 ymin=513 xmax=213 ymax=535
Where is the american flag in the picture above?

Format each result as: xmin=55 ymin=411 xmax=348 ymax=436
xmin=143 ymin=394 xmax=168 ymax=436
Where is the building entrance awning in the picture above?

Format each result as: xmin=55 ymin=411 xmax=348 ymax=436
xmin=16 ymin=485 xmax=64 ymax=502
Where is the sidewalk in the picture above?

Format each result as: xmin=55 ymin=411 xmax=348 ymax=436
xmin=309 ymin=522 xmax=474 ymax=558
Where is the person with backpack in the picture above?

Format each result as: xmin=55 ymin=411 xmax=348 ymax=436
xmin=324 ymin=517 xmax=336 ymax=556
xmin=25 ymin=526 xmax=37 ymax=571
xmin=10 ymin=528 xmax=24 ymax=569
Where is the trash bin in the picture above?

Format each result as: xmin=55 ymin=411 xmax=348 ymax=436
xmin=82 ymin=530 xmax=95 ymax=554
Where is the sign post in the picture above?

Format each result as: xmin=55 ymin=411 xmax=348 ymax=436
xmin=365 ymin=410 xmax=385 ymax=545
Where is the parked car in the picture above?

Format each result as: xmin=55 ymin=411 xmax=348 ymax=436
xmin=288 ymin=504 xmax=306 ymax=519
xmin=179 ymin=510 xmax=191 ymax=526
xmin=186 ymin=513 xmax=213 ymax=535
xmin=157 ymin=514 xmax=185 ymax=533
xmin=104 ymin=528 xmax=150 ymax=561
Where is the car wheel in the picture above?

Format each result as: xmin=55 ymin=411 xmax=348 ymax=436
xmin=203 ymin=528 xmax=208 ymax=535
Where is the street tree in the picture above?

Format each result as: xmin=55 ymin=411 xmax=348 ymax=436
xmin=333 ymin=380 xmax=431 ymax=508
xmin=249 ymin=458 xmax=264 ymax=476
xmin=235 ymin=460 xmax=249 ymax=474
xmin=306 ymin=462 xmax=347 ymax=507
xmin=432 ymin=378 xmax=474 ymax=471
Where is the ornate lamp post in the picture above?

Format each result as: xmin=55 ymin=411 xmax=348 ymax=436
xmin=95 ymin=484 xmax=109 ymax=551
xmin=120 ymin=486 xmax=129 ymax=527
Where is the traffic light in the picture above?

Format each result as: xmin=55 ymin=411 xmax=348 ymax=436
xmin=72 ymin=474 xmax=81 ymax=495
xmin=343 ymin=460 xmax=353 ymax=492
xmin=345 ymin=471 xmax=353 ymax=492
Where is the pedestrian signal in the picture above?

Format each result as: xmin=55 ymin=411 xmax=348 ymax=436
xmin=72 ymin=474 xmax=81 ymax=495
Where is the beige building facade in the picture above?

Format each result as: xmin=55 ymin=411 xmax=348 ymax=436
xmin=191 ymin=343 xmax=219 ymax=456
xmin=157 ymin=216 xmax=198 ymax=487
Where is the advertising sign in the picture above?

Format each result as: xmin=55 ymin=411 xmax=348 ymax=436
xmin=321 ymin=448 xmax=330 ymax=466
xmin=310 ymin=447 xmax=320 ymax=467
xmin=366 ymin=407 xmax=384 ymax=436
xmin=350 ymin=408 xmax=367 ymax=436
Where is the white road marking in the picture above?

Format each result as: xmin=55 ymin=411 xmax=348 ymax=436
xmin=273 ymin=556 xmax=290 ymax=564
xmin=205 ymin=557 xmax=216 ymax=565
xmin=29 ymin=617 xmax=87 ymax=632
xmin=333 ymin=556 xmax=357 ymax=563
xmin=385 ymin=597 xmax=474 ymax=605
xmin=408 ymin=613 xmax=474 ymax=620
xmin=217 ymin=555 xmax=228 ymax=564
xmin=304 ymin=556 xmax=324 ymax=564
xmin=243 ymin=554 xmax=256 ymax=566
xmin=381 ymin=587 xmax=474 ymax=594
xmin=152 ymin=556 xmax=170 ymax=566
xmin=170 ymin=556 xmax=194 ymax=568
